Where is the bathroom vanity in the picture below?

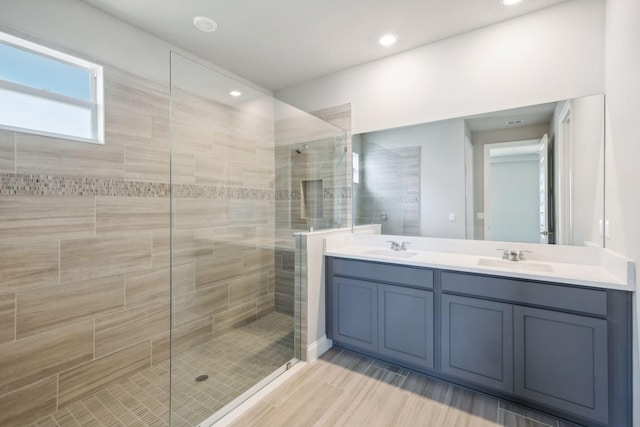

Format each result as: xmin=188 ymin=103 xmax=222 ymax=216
xmin=324 ymin=235 xmax=634 ymax=427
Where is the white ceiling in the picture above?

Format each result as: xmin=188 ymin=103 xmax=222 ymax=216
xmin=79 ymin=0 xmax=569 ymax=91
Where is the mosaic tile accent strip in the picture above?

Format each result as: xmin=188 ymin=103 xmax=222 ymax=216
xmin=0 ymin=173 xmax=275 ymax=200
xmin=275 ymin=186 xmax=352 ymax=201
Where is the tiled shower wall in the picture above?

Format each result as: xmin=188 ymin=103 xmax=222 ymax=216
xmin=0 ymin=64 xmax=277 ymax=425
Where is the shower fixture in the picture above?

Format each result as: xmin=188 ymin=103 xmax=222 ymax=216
xmin=295 ymin=145 xmax=309 ymax=154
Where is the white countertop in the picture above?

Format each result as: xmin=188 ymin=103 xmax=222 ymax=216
xmin=324 ymin=234 xmax=636 ymax=291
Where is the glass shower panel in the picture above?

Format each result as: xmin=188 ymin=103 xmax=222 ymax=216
xmin=169 ymin=52 xmax=290 ymax=426
xmin=169 ymin=52 xmax=345 ymax=426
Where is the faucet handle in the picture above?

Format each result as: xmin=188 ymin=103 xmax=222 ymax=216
xmin=400 ymin=242 xmax=410 ymax=251
xmin=387 ymin=240 xmax=400 ymax=251
xmin=518 ymin=250 xmax=532 ymax=261
xmin=496 ymin=248 xmax=509 ymax=260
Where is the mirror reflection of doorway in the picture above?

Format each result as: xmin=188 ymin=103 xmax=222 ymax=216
xmin=484 ymin=135 xmax=551 ymax=243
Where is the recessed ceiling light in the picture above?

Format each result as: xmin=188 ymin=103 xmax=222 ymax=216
xmin=193 ymin=16 xmax=218 ymax=32
xmin=379 ymin=34 xmax=398 ymax=47
xmin=502 ymin=0 xmax=523 ymax=5
xmin=230 ymin=90 xmax=242 ymax=97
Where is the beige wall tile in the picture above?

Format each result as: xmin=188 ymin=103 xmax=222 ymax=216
xmin=213 ymin=226 xmax=257 ymax=250
xmin=257 ymin=295 xmax=275 ymax=318
xmin=0 ymin=196 xmax=95 ymax=242
xmin=0 ymin=129 xmax=15 ymax=173
xmin=213 ymin=302 xmax=256 ymax=338
xmin=17 ymin=133 xmax=124 ymax=179
xmin=0 ymin=241 xmax=59 ymax=293
xmin=243 ymin=164 xmax=275 ymax=189
xmin=195 ymin=154 xmax=227 ymax=186
xmin=151 ymin=230 xmax=170 ymax=267
xmin=0 ymin=321 xmax=93 ymax=396
xmin=229 ymin=200 xmax=270 ymax=225
xmin=243 ymin=248 xmax=275 ymax=275
xmin=172 ymin=262 xmax=195 ymax=297
xmin=60 ymin=234 xmax=152 ymax=282
xmin=173 ymin=283 xmax=228 ymax=328
xmin=58 ymin=341 xmax=151 ymax=408
xmin=125 ymin=267 xmax=170 ymax=308
xmin=0 ymin=292 xmax=15 ymax=344
xmin=174 ymin=198 xmax=228 ymax=229
xmin=16 ymin=274 xmax=124 ymax=339
xmin=171 ymin=152 xmax=195 ymax=184
xmin=170 ymin=228 xmax=214 ymax=266
xmin=105 ymin=79 xmax=154 ymax=141
xmin=96 ymin=197 xmax=169 ymax=234
xmin=0 ymin=376 xmax=57 ymax=426
xmin=171 ymin=110 xmax=215 ymax=154
xmin=226 ymin=136 xmax=256 ymax=163
xmin=229 ymin=273 xmax=268 ymax=307
xmin=196 ymin=253 xmax=243 ymax=288
xmin=152 ymin=317 xmax=212 ymax=364
xmin=124 ymin=145 xmax=170 ymax=183
xmin=95 ymin=303 xmax=168 ymax=357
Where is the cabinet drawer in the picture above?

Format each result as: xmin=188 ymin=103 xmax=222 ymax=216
xmin=441 ymin=271 xmax=607 ymax=316
xmin=330 ymin=258 xmax=433 ymax=289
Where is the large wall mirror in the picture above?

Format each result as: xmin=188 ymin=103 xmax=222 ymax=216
xmin=353 ymin=94 xmax=605 ymax=247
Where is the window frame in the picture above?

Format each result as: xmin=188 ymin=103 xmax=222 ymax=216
xmin=0 ymin=31 xmax=104 ymax=144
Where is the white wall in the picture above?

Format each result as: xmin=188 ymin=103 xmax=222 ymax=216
xmin=361 ymin=119 xmax=467 ymax=238
xmin=604 ymin=0 xmax=640 ymax=424
xmin=568 ymin=95 xmax=606 ymax=247
xmin=277 ymin=0 xmax=605 ymax=134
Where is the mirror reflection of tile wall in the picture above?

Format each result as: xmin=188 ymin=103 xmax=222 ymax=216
xmin=355 ymin=142 xmax=420 ymax=236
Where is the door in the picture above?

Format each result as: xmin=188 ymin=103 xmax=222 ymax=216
xmin=538 ymin=134 xmax=550 ymax=243
xmin=378 ymin=285 xmax=434 ymax=369
xmin=514 ymin=306 xmax=608 ymax=423
xmin=441 ymin=294 xmax=514 ymax=393
xmin=331 ymin=276 xmax=378 ymax=352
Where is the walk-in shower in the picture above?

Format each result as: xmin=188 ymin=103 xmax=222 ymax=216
xmin=0 ymin=47 xmax=345 ymax=426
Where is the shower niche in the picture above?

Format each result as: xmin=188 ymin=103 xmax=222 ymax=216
xmin=301 ymin=179 xmax=324 ymax=220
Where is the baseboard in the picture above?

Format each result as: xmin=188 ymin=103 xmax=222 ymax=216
xmin=307 ymin=335 xmax=333 ymax=362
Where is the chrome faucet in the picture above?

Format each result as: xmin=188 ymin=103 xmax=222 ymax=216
xmin=497 ymin=249 xmax=531 ymax=261
xmin=400 ymin=241 xmax=410 ymax=251
xmin=387 ymin=240 xmax=401 ymax=251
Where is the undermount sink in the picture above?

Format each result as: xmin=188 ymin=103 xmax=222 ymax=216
xmin=367 ymin=249 xmax=418 ymax=258
xmin=476 ymin=258 xmax=554 ymax=273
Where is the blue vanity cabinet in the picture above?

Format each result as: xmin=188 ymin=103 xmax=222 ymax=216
xmin=326 ymin=257 xmax=435 ymax=369
xmin=330 ymin=276 xmax=378 ymax=353
xmin=441 ymin=294 xmax=514 ymax=393
xmin=514 ymin=306 xmax=609 ymax=424
xmin=378 ymin=284 xmax=434 ymax=369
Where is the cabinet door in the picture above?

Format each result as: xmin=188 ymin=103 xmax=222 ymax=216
xmin=441 ymin=294 xmax=513 ymax=393
xmin=378 ymin=285 xmax=434 ymax=369
xmin=331 ymin=277 xmax=378 ymax=352
xmin=514 ymin=306 xmax=608 ymax=424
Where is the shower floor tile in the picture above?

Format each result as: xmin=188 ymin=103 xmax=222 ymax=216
xmin=31 ymin=312 xmax=294 ymax=427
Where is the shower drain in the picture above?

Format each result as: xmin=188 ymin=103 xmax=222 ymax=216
xmin=195 ymin=374 xmax=209 ymax=382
